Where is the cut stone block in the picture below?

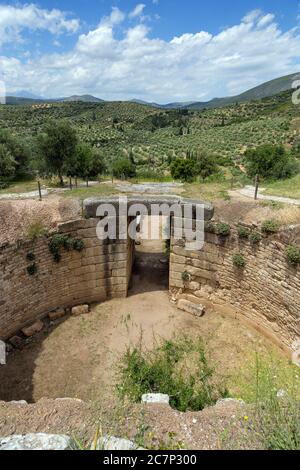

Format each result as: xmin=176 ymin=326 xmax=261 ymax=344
xmin=71 ymin=304 xmax=89 ymax=316
xmin=48 ymin=309 xmax=65 ymax=321
xmin=9 ymin=336 xmax=24 ymax=349
xmin=142 ymin=393 xmax=170 ymax=405
xmin=177 ymin=299 xmax=205 ymax=317
xmin=21 ymin=320 xmax=44 ymax=337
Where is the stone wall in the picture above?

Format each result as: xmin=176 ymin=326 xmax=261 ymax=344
xmin=0 ymin=218 xmax=130 ymax=340
xmin=170 ymin=223 xmax=300 ymax=354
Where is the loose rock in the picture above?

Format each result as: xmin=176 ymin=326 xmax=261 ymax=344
xmin=22 ymin=320 xmax=44 ymax=338
xmin=142 ymin=393 xmax=170 ymax=405
xmin=177 ymin=299 xmax=205 ymax=317
xmin=71 ymin=305 xmax=89 ymax=316
xmin=0 ymin=433 xmax=72 ymax=450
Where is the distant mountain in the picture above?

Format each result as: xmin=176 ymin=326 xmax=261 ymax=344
xmin=7 ymin=90 xmax=44 ymax=100
xmin=5 ymin=94 xmax=104 ymax=105
xmin=58 ymin=94 xmax=104 ymax=103
xmin=4 ymin=72 xmax=300 ymax=109
xmin=187 ymin=72 xmax=300 ymax=110
xmin=130 ymin=99 xmax=196 ymax=109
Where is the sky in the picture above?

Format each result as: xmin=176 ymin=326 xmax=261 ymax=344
xmin=0 ymin=0 xmax=300 ymax=102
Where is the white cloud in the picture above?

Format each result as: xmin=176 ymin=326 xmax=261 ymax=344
xmin=0 ymin=3 xmax=79 ymax=47
xmin=1 ymin=8 xmax=300 ymax=102
xmin=129 ymin=4 xmax=146 ymax=19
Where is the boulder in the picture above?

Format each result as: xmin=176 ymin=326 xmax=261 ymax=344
xmin=71 ymin=305 xmax=89 ymax=316
xmin=142 ymin=393 xmax=170 ymax=405
xmin=21 ymin=320 xmax=43 ymax=338
xmin=0 ymin=434 xmax=72 ymax=450
xmin=177 ymin=299 xmax=205 ymax=317
xmin=94 ymin=435 xmax=143 ymax=451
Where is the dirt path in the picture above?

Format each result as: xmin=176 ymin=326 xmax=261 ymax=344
xmin=232 ymin=185 xmax=300 ymax=206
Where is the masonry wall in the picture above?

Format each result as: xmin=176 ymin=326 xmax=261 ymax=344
xmin=0 ymin=218 xmax=129 ymax=340
xmin=170 ymin=223 xmax=300 ymax=353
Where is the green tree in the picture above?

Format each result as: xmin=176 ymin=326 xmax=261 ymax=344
xmin=244 ymin=145 xmax=298 ymax=180
xmin=112 ymin=158 xmax=136 ymax=179
xmin=38 ymin=121 xmax=78 ymax=184
xmin=0 ymin=144 xmax=16 ymax=179
xmin=195 ymin=151 xmax=218 ymax=181
xmin=170 ymin=157 xmax=197 ymax=182
xmin=0 ymin=130 xmax=30 ymax=177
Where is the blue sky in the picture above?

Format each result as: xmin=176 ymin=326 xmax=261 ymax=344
xmin=1 ymin=1 xmax=300 ymax=101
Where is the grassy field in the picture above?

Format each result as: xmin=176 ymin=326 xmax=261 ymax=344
xmin=264 ymin=174 xmax=300 ymax=199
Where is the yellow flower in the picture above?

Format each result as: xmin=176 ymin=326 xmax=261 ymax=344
xmin=244 ymin=416 xmax=249 ymax=421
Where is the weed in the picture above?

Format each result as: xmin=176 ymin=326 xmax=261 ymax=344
xmin=117 ymin=336 xmax=229 ymax=412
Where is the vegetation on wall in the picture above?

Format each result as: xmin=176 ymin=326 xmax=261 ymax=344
xmin=48 ymin=234 xmax=84 ymax=262
xmin=285 ymin=245 xmax=300 ymax=266
xmin=261 ymin=219 xmax=281 ymax=234
xmin=232 ymin=253 xmax=246 ymax=268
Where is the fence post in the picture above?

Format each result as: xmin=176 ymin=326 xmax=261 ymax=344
xmin=254 ymin=174 xmax=259 ymax=200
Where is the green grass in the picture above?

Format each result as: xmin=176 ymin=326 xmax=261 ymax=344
xmin=264 ymin=174 xmax=300 ymax=199
xmin=117 ymin=336 xmax=229 ymax=412
xmin=62 ymin=183 xmax=117 ymax=200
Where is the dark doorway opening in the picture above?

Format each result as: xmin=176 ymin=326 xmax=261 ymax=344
xmin=128 ymin=215 xmax=170 ymax=295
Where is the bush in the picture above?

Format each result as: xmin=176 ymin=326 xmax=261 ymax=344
xmin=112 ymin=158 xmax=136 ymax=179
xmin=285 ymin=245 xmax=300 ymax=266
xmin=261 ymin=219 xmax=280 ymax=234
xmin=181 ymin=271 xmax=191 ymax=283
xmin=170 ymin=157 xmax=197 ymax=182
xmin=244 ymin=145 xmax=298 ymax=180
xmin=26 ymin=221 xmax=47 ymax=240
xmin=238 ymin=226 xmax=250 ymax=239
xmin=249 ymin=231 xmax=262 ymax=245
xmin=117 ymin=336 xmax=229 ymax=412
xmin=49 ymin=234 xmax=84 ymax=262
xmin=215 ymin=223 xmax=231 ymax=237
xmin=232 ymin=253 xmax=246 ymax=268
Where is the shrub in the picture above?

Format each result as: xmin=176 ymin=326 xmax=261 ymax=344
xmin=232 ymin=253 xmax=246 ymax=268
xmin=261 ymin=219 xmax=280 ymax=234
xmin=238 ymin=226 xmax=250 ymax=239
xmin=117 ymin=336 xmax=229 ymax=412
xmin=49 ymin=234 xmax=84 ymax=262
xmin=26 ymin=221 xmax=47 ymax=240
xmin=181 ymin=271 xmax=191 ymax=283
xmin=215 ymin=223 xmax=231 ymax=237
xmin=249 ymin=231 xmax=262 ymax=245
xmin=112 ymin=158 xmax=136 ymax=179
xmin=170 ymin=157 xmax=197 ymax=182
xmin=27 ymin=263 xmax=37 ymax=276
xmin=285 ymin=245 xmax=300 ymax=266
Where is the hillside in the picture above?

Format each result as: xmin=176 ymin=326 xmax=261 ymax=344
xmin=0 ymin=89 xmax=299 ymax=177
xmin=5 ymin=72 xmax=300 ymax=109
xmin=188 ymin=72 xmax=300 ymax=110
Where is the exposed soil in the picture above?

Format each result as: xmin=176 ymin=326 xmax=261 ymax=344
xmin=0 ymin=195 xmax=81 ymax=245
